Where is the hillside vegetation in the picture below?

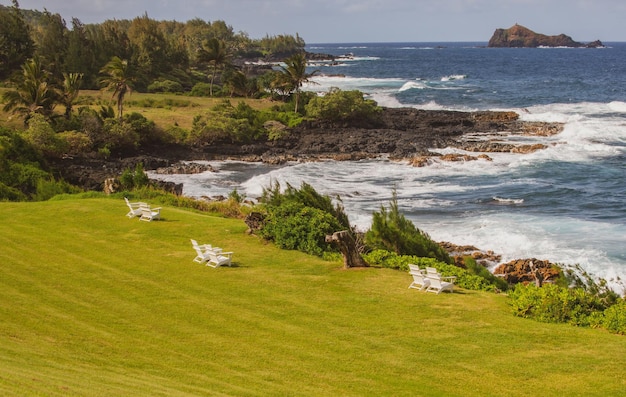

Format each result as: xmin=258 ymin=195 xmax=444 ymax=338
xmin=1 ymin=197 xmax=625 ymax=396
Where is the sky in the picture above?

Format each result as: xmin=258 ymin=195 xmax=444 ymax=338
xmin=5 ymin=0 xmax=626 ymax=43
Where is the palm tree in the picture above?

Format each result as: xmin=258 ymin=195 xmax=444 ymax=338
xmin=2 ymin=56 xmax=57 ymax=124
xmin=277 ymin=52 xmax=318 ymax=113
xmin=60 ymin=72 xmax=83 ymax=119
xmin=99 ymin=56 xmax=135 ymax=120
xmin=198 ymin=38 xmax=230 ymax=96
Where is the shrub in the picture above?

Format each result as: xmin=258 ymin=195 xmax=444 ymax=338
xmin=188 ymin=100 xmax=262 ymax=145
xmin=57 ymin=130 xmax=93 ymax=155
xmin=365 ymin=191 xmax=451 ymax=264
xmin=190 ymin=82 xmax=212 ymax=97
xmin=258 ymin=182 xmax=350 ymax=256
xmin=123 ymin=112 xmax=156 ymax=144
xmin=305 ymin=88 xmax=381 ymax=123
xmin=101 ymin=119 xmax=141 ymax=151
xmin=33 ymin=178 xmax=81 ymax=201
xmin=147 ymin=79 xmax=184 ymax=93
xmin=119 ymin=163 xmax=150 ymax=191
xmin=465 ymin=256 xmax=509 ymax=291
xmin=23 ymin=114 xmax=69 ymax=158
xmin=601 ymin=299 xmax=626 ymax=335
xmin=508 ymin=283 xmax=610 ymax=326
xmin=260 ymin=201 xmax=342 ymax=256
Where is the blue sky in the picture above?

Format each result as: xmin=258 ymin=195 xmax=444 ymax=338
xmin=6 ymin=0 xmax=625 ymax=43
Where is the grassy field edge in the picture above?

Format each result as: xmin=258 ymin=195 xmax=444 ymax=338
xmin=1 ymin=197 xmax=625 ymax=396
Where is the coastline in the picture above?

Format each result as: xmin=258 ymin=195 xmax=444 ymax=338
xmin=52 ymin=107 xmax=564 ymax=188
xmin=49 ymin=106 xmax=587 ymax=290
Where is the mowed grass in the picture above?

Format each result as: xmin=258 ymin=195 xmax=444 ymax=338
xmin=1 ymin=198 xmax=625 ymax=396
xmin=0 ymin=88 xmax=277 ymax=131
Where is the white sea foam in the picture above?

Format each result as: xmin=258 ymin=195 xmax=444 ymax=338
xmin=492 ymin=196 xmax=524 ymax=204
xmin=608 ymin=101 xmax=626 ymax=113
xmin=398 ymin=80 xmax=428 ymax=91
xmin=441 ymin=74 xmax=466 ymax=81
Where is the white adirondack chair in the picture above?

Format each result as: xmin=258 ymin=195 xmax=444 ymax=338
xmin=426 ymin=274 xmax=455 ymax=294
xmin=124 ymin=197 xmax=146 ymax=218
xmin=408 ymin=264 xmax=425 ymax=274
xmin=207 ymin=250 xmax=233 ymax=268
xmin=192 ymin=244 xmax=212 ymax=265
xmin=139 ymin=205 xmax=161 ymax=221
xmin=408 ymin=271 xmax=431 ymax=291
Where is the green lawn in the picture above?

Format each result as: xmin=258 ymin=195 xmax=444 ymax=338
xmin=1 ymin=198 xmax=625 ymax=396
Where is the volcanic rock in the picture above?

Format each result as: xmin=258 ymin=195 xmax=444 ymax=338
xmin=488 ymin=24 xmax=603 ymax=48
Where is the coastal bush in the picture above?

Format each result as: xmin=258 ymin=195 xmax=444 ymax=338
xmin=119 ymin=163 xmax=150 ymax=191
xmin=508 ymin=283 xmax=610 ymax=326
xmin=57 ymin=131 xmax=93 ymax=155
xmin=33 ymin=178 xmax=81 ymax=201
xmin=305 ymin=88 xmax=381 ymax=123
xmin=258 ymin=182 xmax=350 ymax=256
xmin=188 ymin=101 xmax=260 ymax=145
xmin=22 ymin=114 xmax=68 ymax=158
xmin=147 ymin=79 xmax=184 ymax=94
xmin=365 ymin=191 xmax=452 ymax=264
xmin=465 ymin=256 xmax=509 ymax=291
xmin=190 ymin=82 xmax=212 ymax=97
xmin=601 ymin=299 xmax=626 ymax=335
xmin=259 ymin=201 xmax=342 ymax=256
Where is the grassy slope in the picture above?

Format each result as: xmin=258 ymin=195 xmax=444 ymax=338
xmin=0 ymin=88 xmax=276 ymax=131
xmin=0 ymin=198 xmax=625 ymax=396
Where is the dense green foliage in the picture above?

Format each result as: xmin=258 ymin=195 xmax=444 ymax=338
xmin=0 ymin=125 xmax=79 ymax=200
xmin=509 ymin=283 xmax=625 ymax=334
xmin=0 ymin=5 xmax=306 ymax=93
xmin=365 ymin=191 xmax=452 ymax=263
xmin=258 ymin=182 xmax=351 ymax=256
xmin=0 ymin=1 xmax=34 ymax=81
xmin=189 ymin=100 xmax=302 ymax=145
xmin=305 ymin=88 xmax=382 ymax=123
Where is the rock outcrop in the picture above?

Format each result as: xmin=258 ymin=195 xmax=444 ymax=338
xmin=488 ymin=24 xmax=604 ymax=48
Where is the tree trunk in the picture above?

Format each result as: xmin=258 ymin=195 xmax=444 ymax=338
xmin=325 ymin=230 xmax=369 ymax=269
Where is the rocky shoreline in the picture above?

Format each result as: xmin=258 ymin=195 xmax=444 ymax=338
xmin=51 ymin=107 xmax=564 ymax=189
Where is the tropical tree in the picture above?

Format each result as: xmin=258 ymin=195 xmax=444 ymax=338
xmin=0 ymin=0 xmax=34 ymax=80
xmin=277 ymin=52 xmax=318 ymax=113
xmin=31 ymin=9 xmax=68 ymax=81
xmin=2 ymin=56 xmax=57 ymax=124
xmin=198 ymin=38 xmax=230 ymax=96
xmin=99 ymin=56 xmax=136 ymax=120
xmin=60 ymin=72 xmax=83 ymax=119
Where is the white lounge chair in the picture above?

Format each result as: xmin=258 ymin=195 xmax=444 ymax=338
xmin=191 ymin=239 xmax=212 ymax=252
xmin=139 ymin=204 xmax=161 ymax=221
xmin=426 ymin=274 xmax=455 ymax=294
xmin=124 ymin=197 xmax=146 ymax=218
xmin=426 ymin=267 xmax=439 ymax=275
xmin=408 ymin=271 xmax=431 ymax=291
xmin=192 ymin=244 xmax=212 ymax=265
xmin=408 ymin=264 xmax=425 ymax=274
xmin=207 ymin=250 xmax=233 ymax=268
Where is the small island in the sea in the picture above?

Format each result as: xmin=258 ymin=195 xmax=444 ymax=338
xmin=488 ymin=24 xmax=604 ymax=48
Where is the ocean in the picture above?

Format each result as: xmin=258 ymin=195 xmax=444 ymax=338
xmin=148 ymin=42 xmax=626 ymax=294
